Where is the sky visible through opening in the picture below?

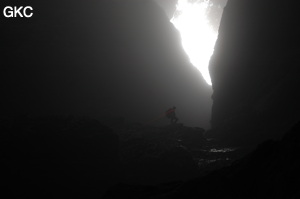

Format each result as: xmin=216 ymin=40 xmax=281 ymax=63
xmin=170 ymin=0 xmax=223 ymax=85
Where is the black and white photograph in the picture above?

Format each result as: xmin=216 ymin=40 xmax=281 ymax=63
xmin=1 ymin=0 xmax=299 ymax=198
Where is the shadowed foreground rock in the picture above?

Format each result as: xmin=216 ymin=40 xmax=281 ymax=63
xmin=103 ymin=121 xmax=300 ymax=199
xmin=166 ymin=121 xmax=300 ymax=199
xmin=116 ymin=124 xmax=204 ymax=185
xmin=0 ymin=116 xmax=119 ymax=198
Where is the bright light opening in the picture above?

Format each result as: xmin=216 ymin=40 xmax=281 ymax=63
xmin=171 ymin=0 xmax=218 ymax=85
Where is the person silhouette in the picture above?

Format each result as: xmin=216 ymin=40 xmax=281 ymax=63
xmin=166 ymin=106 xmax=178 ymax=124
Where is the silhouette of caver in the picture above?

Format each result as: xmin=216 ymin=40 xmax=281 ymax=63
xmin=166 ymin=106 xmax=178 ymax=124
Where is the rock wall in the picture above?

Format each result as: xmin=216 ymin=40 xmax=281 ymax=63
xmin=209 ymin=0 xmax=300 ymax=145
xmin=0 ymin=0 xmax=212 ymax=128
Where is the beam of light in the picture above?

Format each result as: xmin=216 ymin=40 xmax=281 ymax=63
xmin=171 ymin=0 xmax=218 ymax=85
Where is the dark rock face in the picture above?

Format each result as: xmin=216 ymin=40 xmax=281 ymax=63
xmin=165 ymin=121 xmax=300 ymax=199
xmin=0 ymin=116 xmax=119 ymax=198
xmin=0 ymin=0 xmax=212 ymax=128
xmin=103 ymin=120 xmax=300 ymax=199
xmin=116 ymin=124 xmax=201 ymax=185
xmin=209 ymin=0 xmax=300 ymax=145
